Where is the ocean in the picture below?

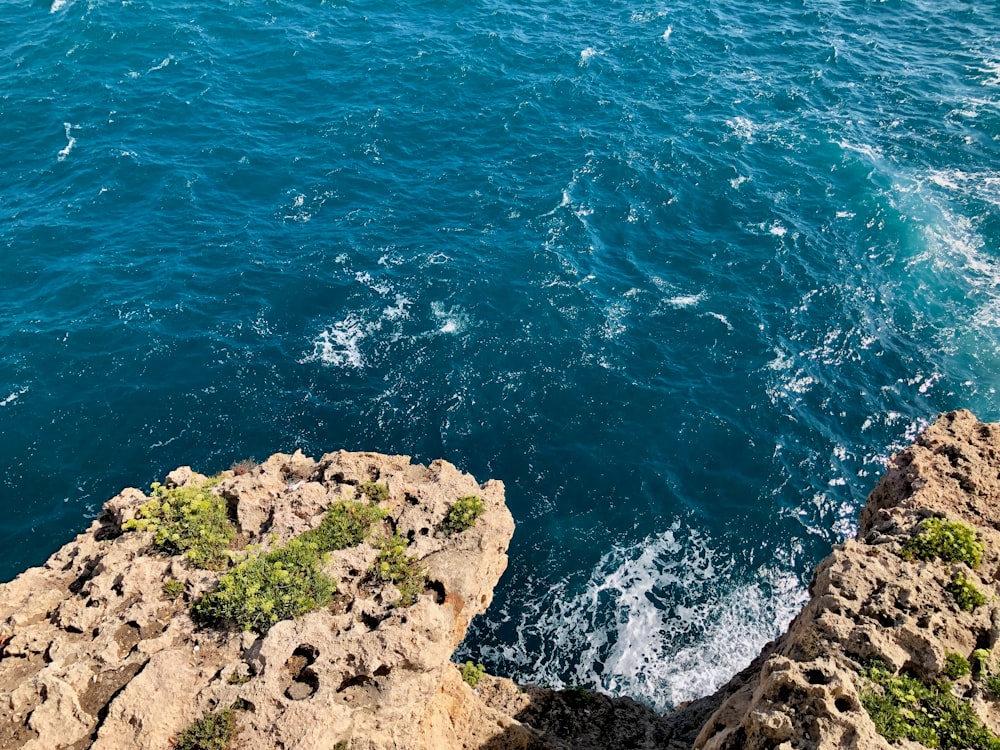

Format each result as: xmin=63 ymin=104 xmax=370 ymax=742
xmin=2 ymin=0 xmax=998 ymax=710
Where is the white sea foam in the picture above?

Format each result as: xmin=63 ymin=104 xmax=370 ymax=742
xmin=726 ymin=116 xmax=757 ymax=143
xmin=579 ymin=47 xmax=597 ymax=66
xmin=431 ymin=301 xmax=469 ymax=335
xmin=0 ymin=387 xmax=27 ymax=407
xmin=302 ymin=314 xmax=367 ymax=369
xmin=662 ymin=25 xmax=673 ymax=42
xmin=665 ymin=291 xmax=705 ymax=308
xmin=148 ymin=56 xmax=172 ymax=73
xmin=49 ymin=0 xmax=68 ymax=12
xmin=484 ymin=522 xmax=807 ymax=710
xmin=57 ymin=122 xmax=76 ymax=162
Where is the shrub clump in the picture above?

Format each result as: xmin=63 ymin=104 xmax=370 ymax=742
xmin=370 ymin=534 xmax=425 ymax=607
xmin=124 ymin=479 xmax=236 ymax=570
xmin=358 ymin=481 xmax=390 ymax=504
xmin=901 ymin=518 xmax=984 ymax=569
xmin=860 ymin=660 xmax=1000 ymax=749
xmin=175 ymin=706 xmax=235 ymax=750
xmin=162 ymin=578 xmax=186 ymax=600
xmin=947 ymin=571 xmax=987 ymax=612
xmin=460 ymin=661 xmax=486 ymax=688
xmin=194 ymin=501 xmax=385 ymax=632
xmin=944 ymin=652 xmax=971 ymax=680
xmin=440 ymin=495 xmax=485 ymax=536
xmin=299 ymin=501 xmax=387 ymax=551
xmin=194 ymin=538 xmax=334 ymax=633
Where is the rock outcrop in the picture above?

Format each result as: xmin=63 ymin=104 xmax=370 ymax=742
xmin=5 ymin=410 xmax=1000 ymax=750
xmin=694 ymin=409 xmax=1000 ymax=749
xmin=0 ymin=451 xmax=521 ymax=750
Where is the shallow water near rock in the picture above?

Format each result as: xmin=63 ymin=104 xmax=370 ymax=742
xmin=1 ymin=0 xmax=999 ymax=710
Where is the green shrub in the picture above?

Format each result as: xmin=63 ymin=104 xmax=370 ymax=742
xmin=299 ymin=501 xmax=387 ymax=552
xmin=124 ymin=480 xmax=236 ymax=570
xmin=440 ymin=495 xmax=485 ymax=536
xmin=860 ymin=661 xmax=1000 ymax=749
xmin=194 ymin=538 xmax=334 ymax=632
xmin=985 ymin=676 xmax=1000 ymax=699
xmin=974 ymin=649 xmax=993 ymax=676
xmin=370 ymin=534 xmax=425 ymax=607
xmin=901 ymin=518 xmax=984 ymax=569
xmin=947 ymin=572 xmax=986 ymax=612
xmin=944 ymin=652 xmax=971 ymax=680
xmin=162 ymin=578 xmax=185 ymax=600
xmin=193 ymin=500 xmax=386 ymax=632
xmin=358 ymin=481 xmax=389 ymax=503
xmin=461 ymin=661 xmax=486 ymax=688
xmin=175 ymin=706 xmax=234 ymax=750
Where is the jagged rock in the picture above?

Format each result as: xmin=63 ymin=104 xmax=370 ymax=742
xmin=694 ymin=409 xmax=1000 ymax=749
xmin=0 ymin=451 xmax=519 ymax=750
xmin=5 ymin=411 xmax=1000 ymax=750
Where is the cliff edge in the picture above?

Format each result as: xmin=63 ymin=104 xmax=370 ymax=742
xmin=5 ymin=410 xmax=1000 ymax=749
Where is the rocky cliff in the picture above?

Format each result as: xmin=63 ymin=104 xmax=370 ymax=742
xmin=4 ymin=410 xmax=1000 ymax=750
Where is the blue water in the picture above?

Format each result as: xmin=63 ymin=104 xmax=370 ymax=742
xmin=2 ymin=0 xmax=999 ymax=709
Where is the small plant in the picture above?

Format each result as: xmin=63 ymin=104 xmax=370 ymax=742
xmin=944 ymin=652 xmax=971 ymax=679
xmin=860 ymin=660 xmax=1000 ymax=748
xmin=901 ymin=518 xmax=983 ymax=569
xmin=124 ymin=479 xmax=236 ymax=570
xmin=299 ymin=501 xmax=387 ymax=552
xmin=947 ymin=571 xmax=986 ymax=612
xmin=162 ymin=578 xmax=185 ymax=600
xmin=194 ymin=538 xmax=335 ymax=632
xmin=986 ymin=675 xmax=1000 ymax=699
xmin=974 ymin=649 xmax=993 ymax=676
xmin=227 ymin=669 xmax=251 ymax=686
xmin=440 ymin=495 xmax=485 ymax=536
xmin=370 ymin=534 xmax=425 ymax=607
xmin=230 ymin=458 xmax=257 ymax=477
xmin=175 ymin=706 xmax=235 ymax=750
xmin=357 ymin=481 xmax=389 ymax=504
xmin=460 ymin=660 xmax=486 ymax=688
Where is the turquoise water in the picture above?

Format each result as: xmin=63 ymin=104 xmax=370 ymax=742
xmin=2 ymin=0 xmax=999 ymax=708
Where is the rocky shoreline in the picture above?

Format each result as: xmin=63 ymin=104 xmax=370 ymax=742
xmin=3 ymin=410 xmax=1000 ymax=749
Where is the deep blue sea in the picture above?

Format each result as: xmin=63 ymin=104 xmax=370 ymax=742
xmin=2 ymin=0 xmax=999 ymax=710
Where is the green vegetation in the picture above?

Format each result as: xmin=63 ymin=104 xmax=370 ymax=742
xmin=124 ymin=479 xmax=236 ymax=570
xmin=460 ymin=661 xmax=486 ymax=688
xmin=944 ymin=652 xmax=971 ymax=680
xmin=370 ymin=534 xmax=425 ymax=607
xmin=440 ymin=495 xmax=485 ymax=536
xmin=974 ymin=649 xmax=993 ymax=676
xmin=298 ymin=501 xmax=387 ymax=551
xmin=947 ymin=571 xmax=987 ymax=611
xmin=860 ymin=660 xmax=1000 ymax=749
xmin=227 ymin=670 xmax=251 ymax=686
xmin=194 ymin=501 xmax=385 ymax=632
xmin=175 ymin=706 xmax=235 ymax=750
xmin=986 ymin=676 xmax=1000 ymax=699
xmin=358 ymin=481 xmax=389 ymax=504
xmin=162 ymin=578 xmax=185 ymax=600
xmin=901 ymin=518 xmax=984 ymax=569
xmin=194 ymin=538 xmax=334 ymax=632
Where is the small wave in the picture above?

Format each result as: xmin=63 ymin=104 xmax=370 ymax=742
xmin=302 ymin=314 xmax=368 ymax=369
xmin=665 ymin=291 xmax=705 ymax=308
xmin=57 ymin=122 xmax=76 ymax=162
xmin=431 ymin=302 xmax=469 ymax=335
xmin=49 ymin=0 xmax=69 ymax=12
xmin=0 ymin=387 xmax=28 ymax=407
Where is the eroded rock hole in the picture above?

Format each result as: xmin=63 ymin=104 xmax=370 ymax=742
xmin=337 ymin=674 xmax=377 ymax=692
xmin=427 ymin=580 xmax=446 ymax=605
xmin=806 ymin=669 xmax=830 ymax=685
xmin=835 ymin=697 xmax=853 ymax=713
